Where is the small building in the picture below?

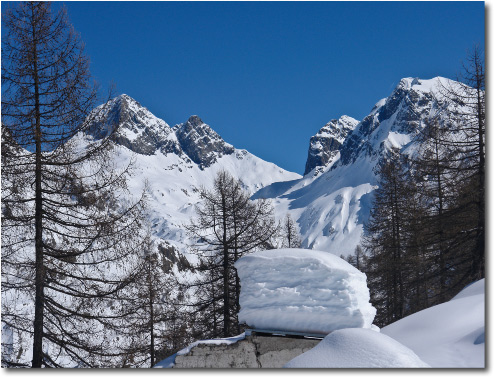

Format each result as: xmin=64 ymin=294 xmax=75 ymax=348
xmin=157 ymin=248 xmax=376 ymax=368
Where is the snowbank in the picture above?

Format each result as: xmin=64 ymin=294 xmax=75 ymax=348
xmin=284 ymin=328 xmax=430 ymax=368
xmin=381 ymin=279 xmax=485 ymax=368
xmin=153 ymin=333 xmax=245 ymax=368
xmin=234 ymin=249 xmax=376 ymax=334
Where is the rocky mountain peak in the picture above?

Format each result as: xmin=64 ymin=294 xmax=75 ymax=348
xmin=174 ymin=116 xmax=234 ymax=169
xmin=186 ymin=115 xmax=203 ymax=127
xmin=304 ymin=115 xmax=358 ymax=175
xmin=102 ymin=94 xmax=178 ymax=156
xmin=111 ymin=93 xmax=134 ymax=107
xmin=339 ymin=77 xmax=445 ymax=166
xmin=86 ymin=95 xmax=239 ymax=169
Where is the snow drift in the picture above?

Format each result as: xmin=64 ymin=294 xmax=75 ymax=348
xmin=381 ymin=279 xmax=485 ymax=368
xmin=234 ymin=249 xmax=376 ymax=334
xmin=283 ymin=328 xmax=430 ymax=368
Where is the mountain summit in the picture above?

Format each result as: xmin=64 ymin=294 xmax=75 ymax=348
xmin=86 ymin=77 xmax=461 ymax=258
xmin=259 ymin=76 xmax=460 ymax=256
xmin=83 ymin=94 xmax=301 ymax=259
xmin=87 ymin=94 xmax=177 ymax=156
xmin=174 ymin=115 xmax=234 ymax=169
xmin=88 ymin=95 xmax=238 ymax=169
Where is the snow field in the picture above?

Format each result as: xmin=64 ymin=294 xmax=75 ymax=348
xmin=109 ymin=141 xmax=301 ymax=264
xmin=381 ymin=279 xmax=485 ymax=368
xmin=234 ymin=249 xmax=376 ymax=334
xmin=283 ymin=328 xmax=430 ymax=368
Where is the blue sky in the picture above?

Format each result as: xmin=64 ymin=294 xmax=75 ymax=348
xmin=52 ymin=1 xmax=484 ymax=174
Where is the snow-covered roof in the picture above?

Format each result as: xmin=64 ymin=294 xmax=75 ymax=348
xmin=235 ymin=248 xmax=376 ymax=335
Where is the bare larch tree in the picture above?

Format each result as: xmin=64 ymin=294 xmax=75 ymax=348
xmin=2 ymin=1 xmax=146 ymax=367
xmin=186 ymin=170 xmax=278 ymax=338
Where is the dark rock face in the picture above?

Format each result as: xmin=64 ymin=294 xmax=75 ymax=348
xmin=339 ymin=78 xmax=437 ymax=166
xmin=158 ymin=242 xmax=191 ymax=272
xmin=86 ymin=96 xmax=234 ymax=169
xmin=87 ymin=94 xmax=180 ymax=156
xmin=174 ymin=115 xmax=234 ymax=169
xmin=339 ymin=113 xmax=375 ymax=166
xmin=304 ymin=116 xmax=358 ymax=175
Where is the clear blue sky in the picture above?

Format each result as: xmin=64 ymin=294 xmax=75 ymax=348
xmin=51 ymin=1 xmax=484 ymax=173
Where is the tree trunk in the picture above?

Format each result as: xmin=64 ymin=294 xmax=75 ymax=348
xmin=221 ymin=194 xmax=230 ymax=338
xmin=31 ymin=4 xmax=45 ymax=367
xmin=148 ymin=259 xmax=155 ymax=367
xmin=474 ymin=57 xmax=485 ymax=280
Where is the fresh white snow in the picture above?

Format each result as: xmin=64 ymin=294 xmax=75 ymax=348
xmin=116 ymin=144 xmax=300 ymax=261
xmin=89 ymin=98 xmax=302 ymax=267
xmin=257 ymin=76 xmax=467 ymax=258
xmin=153 ymin=269 xmax=485 ymax=369
xmin=234 ymin=249 xmax=376 ymax=334
xmin=283 ymin=328 xmax=430 ymax=368
xmin=381 ymin=279 xmax=485 ymax=368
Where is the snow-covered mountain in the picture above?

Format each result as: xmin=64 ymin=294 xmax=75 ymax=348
xmin=85 ymin=94 xmax=301 ymax=265
xmin=87 ymin=94 xmax=234 ymax=167
xmin=255 ymin=77 xmax=457 ymax=257
xmin=85 ymin=77 xmax=462 ymax=261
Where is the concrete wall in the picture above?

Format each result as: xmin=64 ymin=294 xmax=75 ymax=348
xmin=173 ymin=334 xmax=320 ymax=368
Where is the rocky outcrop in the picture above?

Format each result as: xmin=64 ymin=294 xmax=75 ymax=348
xmin=87 ymin=94 xmax=181 ymax=156
xmin=304 ymin=115 xmax=358 ymax=175
xmin=261 ymin=76 xmax=460 ymax=257
xmin=174 ymin=115 xmax=234 ymax=169
xmin=339 ymin=77 xmax=438 ymax=166
xmin=87 ymin=95 xmax=235 ymax=169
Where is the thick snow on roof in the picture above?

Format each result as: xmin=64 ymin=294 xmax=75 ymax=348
xmin=381 ymin=279 xmax=485 ymax=368
xmin=234 ymin=249 xmax=376 ymax=334
xmin=283 ymin=328 xmax=430 ymax=368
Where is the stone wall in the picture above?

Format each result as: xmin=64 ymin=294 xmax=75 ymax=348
xmin=173 ymin=334 xmax=320 ymax=368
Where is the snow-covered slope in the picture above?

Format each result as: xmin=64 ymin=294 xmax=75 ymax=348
xmin=83 ymin=77 xmax=465 ymax=262
xmin=284 ymin=328 xmax=430 ymax=368
xmin=86 ymin=94 xmax=301 ymax=263
xmin=381 ymin=279 xmax=485 ymax=368
xmin=256 ymin=77 xmax=459 ymax=257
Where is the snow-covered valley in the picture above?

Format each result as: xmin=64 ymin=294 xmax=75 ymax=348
xmin=84 ymin=94 xmax=302 ymax=265
xmin=2 ymin=75 xmax=485 ymax=369
xmin=86 ymin=77 xmax=463 ymax=261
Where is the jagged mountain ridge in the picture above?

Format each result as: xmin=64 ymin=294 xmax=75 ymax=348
xmin=173 ymin=115 xmax=235 ymax=169
xmin=85 ymin=77 xmax=461 ymax=261
xmin=84 ymin=94 xmax=301 ymax=265
xmin=255 ymin=76 xmax=459 ymax=257
xmin=87 ymin=94 xmax=236 ymax=169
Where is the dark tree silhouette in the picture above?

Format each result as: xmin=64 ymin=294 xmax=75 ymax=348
xmin=186 ymin=171 xmax=278 ymax=338
xmin=363 ymin=150 xmax=416 ymax=326
xmin=281 ymin=214 xmax=302 ymax=249
xmin=1 ymin=2 xmax=146 ymax=367
xmin=439 ymin=46 xmax=485 ymax=281
xmin=362 ymin=47 xmax=485 ymax=327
